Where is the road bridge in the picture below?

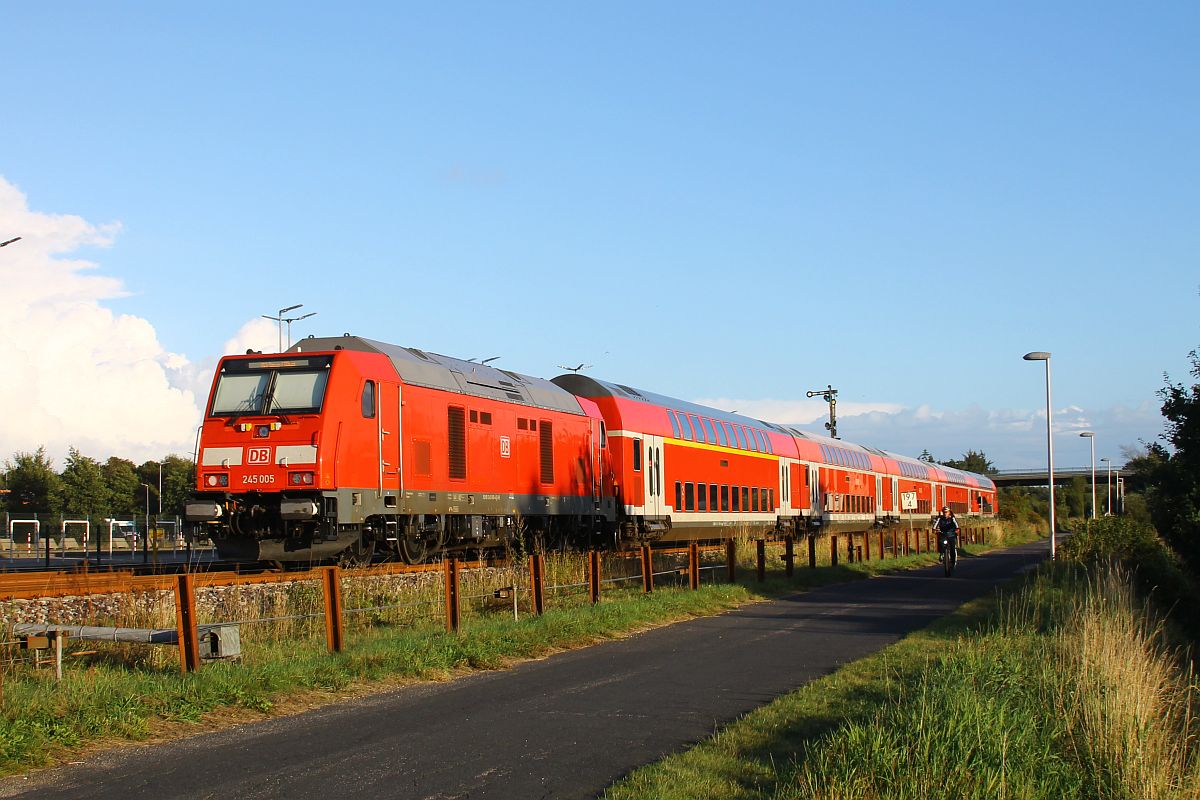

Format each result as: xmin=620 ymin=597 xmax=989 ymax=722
xmin=990 ymin=465 xmax=1125 ymax=488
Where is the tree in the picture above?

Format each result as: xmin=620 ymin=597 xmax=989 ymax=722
xmin=918 ymin=449 xmax=935 ymax=463
xmin=60 ymin=448 xmax=111 ymax=518
xmin=102 ymin=457 xmax=142 ymax=516
xmin=3 ymin=448 xmax=63 ymax=515
xmin=1064 ymin=475 xmax=1087 ymax=519
xmin=941 ymin=450 xmax=996 ymax=475
xmin=160 ymin=455 xmax=195 ymax=516
xmin=1134 ymin=348 xmax=1200 ymax=568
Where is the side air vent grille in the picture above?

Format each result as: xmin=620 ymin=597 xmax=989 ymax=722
xmin=539 ymin=420 xmax=554 ymax=485
xmin=448 ymin=407 xmax=466 ymax=480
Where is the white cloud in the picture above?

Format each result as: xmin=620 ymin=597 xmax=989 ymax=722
xmin=690 ymin=393 xmax=1162 ymax=468
xmin=222 ymin=318 xmax=279 ymax=357
xmin=0 ymin=177 xmax=256 ymax=465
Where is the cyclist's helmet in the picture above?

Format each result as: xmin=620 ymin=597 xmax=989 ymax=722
xmin=941 ymin=507 xmax=950 ymax=512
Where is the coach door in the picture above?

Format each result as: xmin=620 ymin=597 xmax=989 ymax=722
xmin=378 ymin=381 xmax=401 ymax=494
xmin=642 ymin=435 xmax=664 ymax=517
xmin=809 ymin=465 xmax=821 ymax=512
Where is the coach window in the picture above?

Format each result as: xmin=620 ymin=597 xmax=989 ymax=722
xmin=680 ymin=413 xmax=694 ymax=441
xmin=715 ymin=421 xmax=728 ymax=447
xmin=768 ymin=488 xmax=775 ymax=509
xmin=723 ymin=422 xmax=736 ymax=448
xmin=669 ymin=411 xmax=681 ymax=439
xmin=709 ymin=484 xmax=718 ymax=512
xmin=697 ymin=483 xmax=707 ymax=511
xmin=731 ymin=486 xmax=740 ymax=512
xmin=721 ymin=485 xmax=730 ymax=512
xmin=675 ymin=481 xmax=682 ymax=510
xmin=689 ymin=415 xmax=703 ymax=443
xmin=742 ymin=486 xmax=750 ymax=511
xmin=685 ymin=482 xmax=696 ymax=512
xmin=361 ymin=380 xmax=376 ymax=418
xmin=751 ymin=487 xmax=760 ymax=512
xmin=732 ymin=426 xmax=745 ymax=450
xmin=600 ymin=422 xmax=606 ymax=448
xmin=703 ymin=418 xmax=717 ymax=445
xmin=633 ymin=438 xmax=642 ymax=472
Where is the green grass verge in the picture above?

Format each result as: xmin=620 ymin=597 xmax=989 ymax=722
xmin=605 ymin=555 xmax=1198 ymax=800
xmin=602 ymin=585 xmax=1004 ymax=800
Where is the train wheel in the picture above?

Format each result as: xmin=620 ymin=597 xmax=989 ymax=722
xmin=339 ymin=537 xmax=376 ymax=569
xmin=399 ymin=532 xmax=433 ymax=564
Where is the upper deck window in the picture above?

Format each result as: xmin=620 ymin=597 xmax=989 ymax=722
xmin=210 ymin=356 xmax=333 ymax=416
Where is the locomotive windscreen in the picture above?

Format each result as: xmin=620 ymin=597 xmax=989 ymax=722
xmin=209 ymin=355 xmax=333 ymax=416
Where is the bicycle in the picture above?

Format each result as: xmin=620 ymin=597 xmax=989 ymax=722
xmin=940 ymin=534 xmax=957 ymax=577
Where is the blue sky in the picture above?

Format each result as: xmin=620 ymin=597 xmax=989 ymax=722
xmin=1 ymin=2 xmax=1196 ymax=468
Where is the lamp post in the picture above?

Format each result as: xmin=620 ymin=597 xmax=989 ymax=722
xmin=262 ymin=304 xmax=303 ymax=352
xmin=1108 ymin=465 xmax=1118 ymax=515
xmin=1023 ymin=352 xmax=1056 ymax=558
xmin=141 ymin=483 xmax=152 ymax=564
xmin=1079 ymin=432 xmax=1096 ymax=520
xmin=282 ymin=311 xmax=316 ymax=349
xmin=1101 ymin=457 xmax=1112 ymax=515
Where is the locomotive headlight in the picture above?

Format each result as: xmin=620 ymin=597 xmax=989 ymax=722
xmin=255 ymin=425 xmax=270 ymax=438
xmin=289 ymin=471 xmax=314 ymax=486
xmin=205 ymin=473 xmax=229 ymax=488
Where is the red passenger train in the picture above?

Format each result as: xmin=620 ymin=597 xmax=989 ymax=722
xmin=185 ymin=335 xmax=997 ymax=564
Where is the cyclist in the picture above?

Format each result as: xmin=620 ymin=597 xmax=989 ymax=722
xmin=934 ymin=507 xmax=960 ymax=562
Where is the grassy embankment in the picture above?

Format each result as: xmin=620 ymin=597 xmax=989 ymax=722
xmin=605 ymin=517 xmax=1200 ymax=800
xmin=0 ymin=522 xmax=1032 ymax=775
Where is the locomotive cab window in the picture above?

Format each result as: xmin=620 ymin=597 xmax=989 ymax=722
xmin=361 ymin=381 xmax=376 ymax=418
xmin=210 ymin=355 xmax=333 ymax=416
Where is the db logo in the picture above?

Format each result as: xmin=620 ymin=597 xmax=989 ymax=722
xmin=247 ymin=447 xmax=273 ymax=465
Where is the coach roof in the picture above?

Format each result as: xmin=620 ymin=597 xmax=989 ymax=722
xmin=291 ymin=336 xmax=585 ymax=415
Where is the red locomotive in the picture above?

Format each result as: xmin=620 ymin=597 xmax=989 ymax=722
xmin=186 ymin=335 xmax=997 ymax=564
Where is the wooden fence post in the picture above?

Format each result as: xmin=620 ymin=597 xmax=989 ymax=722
xmin=588 ymin=550 xmax=600 ymax=604
xmin=808 ymin=533 xmax=816 ymax=569
xmin=830 ymin=534 xmax=839 ymax=566
xmin=444 ymin=558 xmax=460 ymax=632
xmin=322 ymin=565 xmax=345 ymax=653
xmin=688 ymin=542 xmax=700 ymax=590
xmin=530 ymin=553 xmax=545 ymax=614
xmin=756 ymin=540 xmax=766 ymax=582
xmin=726 ymin=539 xmax=737 ymax=583
xmin=174 ymin=574 xmax=200 ymax=673
xmin=784 ymin=535 xmax=794 ymax=578
xmin=864 ymin=529 xmax=871 ymax=561
xmin=641 ymin=544 xmax=654 ymax=593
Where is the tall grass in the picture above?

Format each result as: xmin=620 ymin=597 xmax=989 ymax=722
xmin=789 ymin=565 xmax=1200 ymax=799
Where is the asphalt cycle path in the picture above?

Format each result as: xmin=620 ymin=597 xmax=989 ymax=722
xmin=0 ymin=538 xmax=1048 ymax=800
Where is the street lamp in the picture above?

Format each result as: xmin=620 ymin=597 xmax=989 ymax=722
xmin=262 ymin=304 xmax=303 ymax=353
xmin=1079 ymin=432 xmax=1096 ymax=520
xmin=0 ymin=237 xmax=21 ymax=247
xmin=1100 ymin=457 xmax=1112 ymax=515
xmin=281 ymin=311 xmax=316 ymax=349
xmin=1023 ymin=351 xmax=1056 ymax=558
